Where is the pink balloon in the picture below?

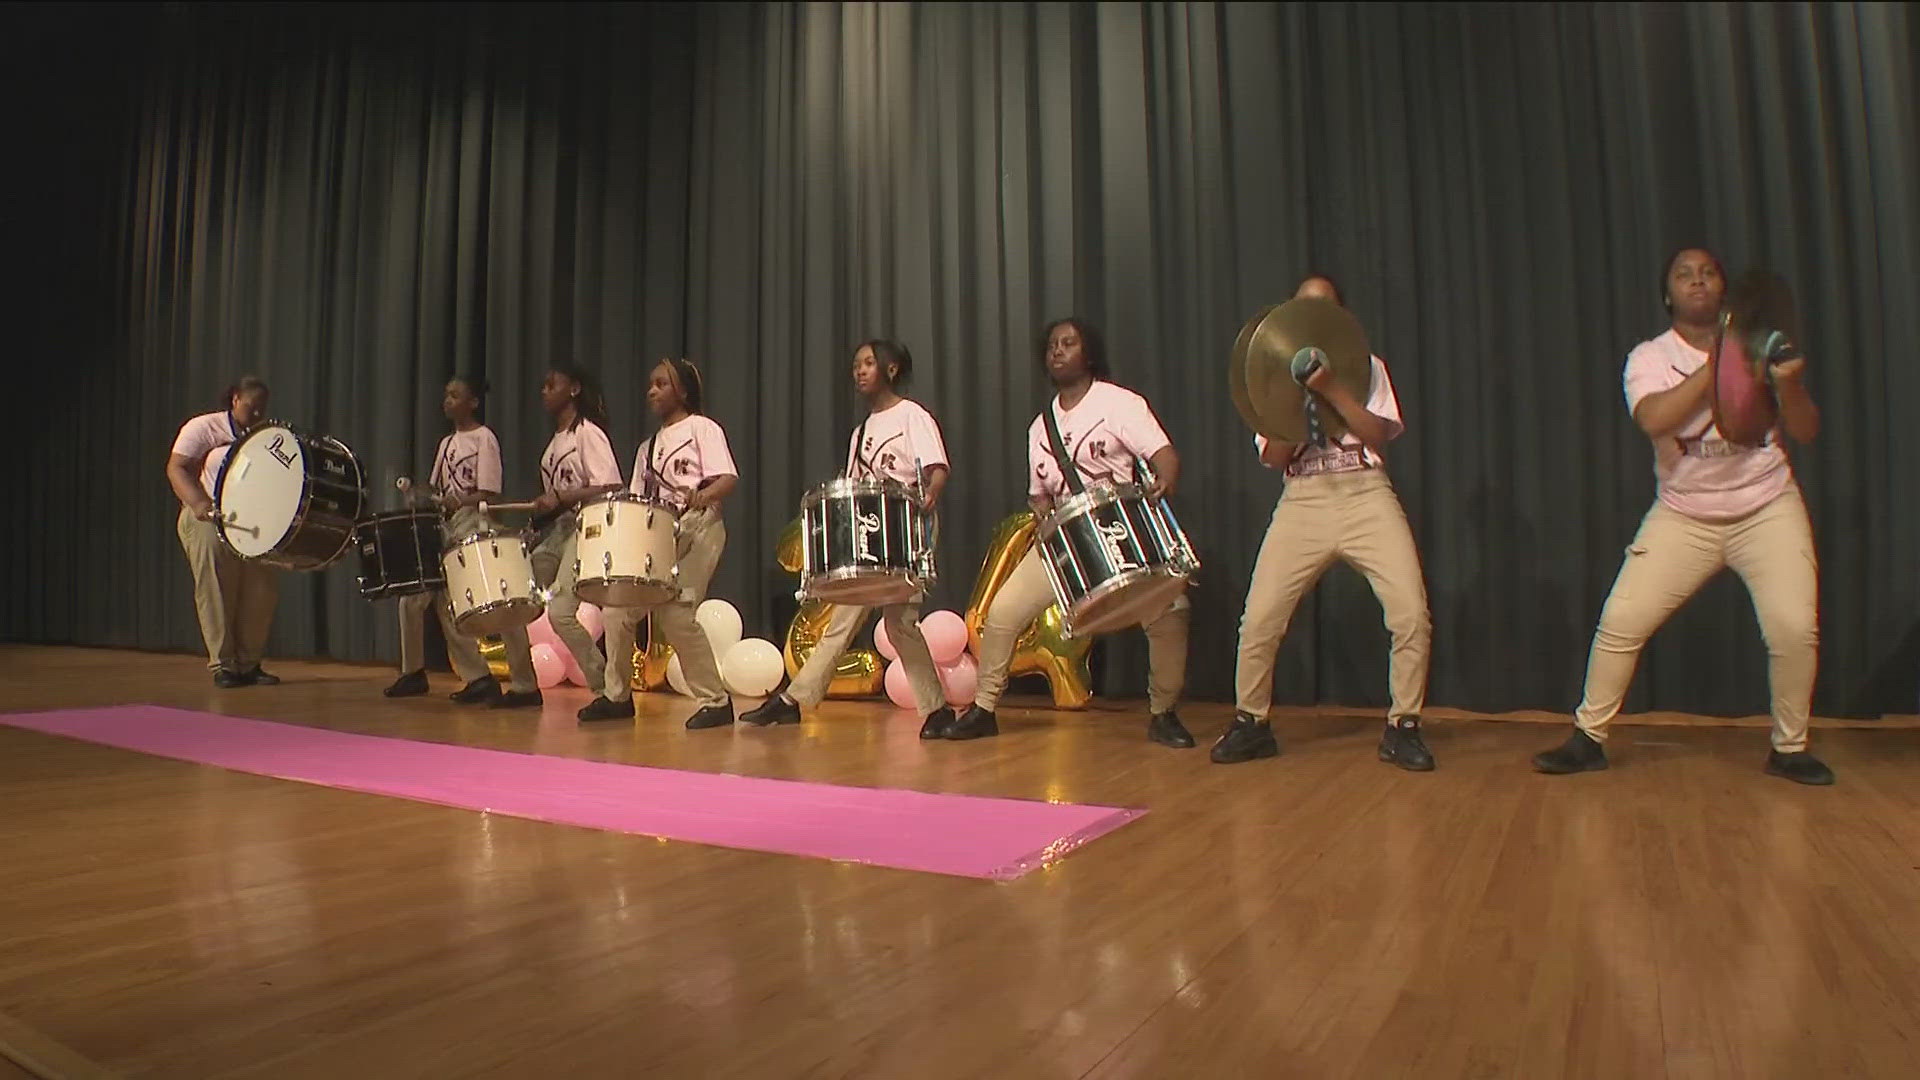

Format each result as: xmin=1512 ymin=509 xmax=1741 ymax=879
xmin=529 ymin=643 xmax=566 ymax=689
xmin=526 ymin=612 xmax=561 ymax=652
xmin=575 ymin=601 xmax=604 ymax=642
xmin=883 ymin=660 xmax=917 ymax=709
xmin=560 ymin=647 xmax=589 ymax=688
xmin=873 ymin=617 xmax=899 ymax=662
xmin=920 ymin=610 xmax=969 ymax=665
xmin=936 ymin=653 xmax=978 ymax=707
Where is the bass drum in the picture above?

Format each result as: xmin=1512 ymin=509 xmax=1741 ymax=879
xmin=213 ymin=422 xmax=366 ymax=571
xmin=354 ymin=509 xmax=447 ymax=600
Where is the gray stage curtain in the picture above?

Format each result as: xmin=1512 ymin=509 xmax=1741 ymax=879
xmin=6 ymin=2 xmax=1917 ymax=717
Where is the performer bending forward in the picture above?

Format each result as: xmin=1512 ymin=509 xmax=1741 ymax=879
xmin=578 ymin=360 xmax=738 ymax=729
xmin=942 ymin=318 xmax=1194 ymax=746
xmin=1534 ymin=248 xmax=1830 ymax=784
xmin=1213 ymin=275 xmax=1435 ymax=770
xmin=165 ymin=376 xmax=281 ymax=688
xmin=385 ymin=376 xmax=539 ymax=703
xmin=741 ymin=340 xmax=953 ymax=733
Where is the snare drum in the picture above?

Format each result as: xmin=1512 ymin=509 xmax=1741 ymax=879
xmin=798 ymin=477 xmax=935 ymax=605
xmin=443 ymin=531 xmax=543 ymax=634
xmin=354 ymin=509 xmax=447 ymax=600
xmin=213 ymin=422 xmax=366 ymax=571
xmin=1036 ymin=482 xmax=1198 ymax=638
xmin=572 ymin=492 xmax=681 ymax=607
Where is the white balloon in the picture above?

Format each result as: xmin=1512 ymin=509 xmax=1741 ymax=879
xmin=721 ymin=638 xmax=784 ymax=697
xmin=666 ymin=654 xmax=691 ymax=697
xmin=695 ymin=599 xmax=744 ymax=655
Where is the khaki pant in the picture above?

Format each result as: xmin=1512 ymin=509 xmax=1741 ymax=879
xmin=788 ymin=601 xmax=945 ymax=716
xmin=525 ymin=515 xmax=609 ymax=693
xmin=1234 ymin=470 xmax=1431 ymax=720
xmin=398 ymin=508 xmax=538 ymax=692
xmin=973 ymin=548 xmax=1189 ymax=714
xmin=601 ymin=507 xmax=730 ymax=707
xmin=1575 ymin=487 xmax=1819 ymax=752
xmin=176 ymin=506 xmax=279 ymax=672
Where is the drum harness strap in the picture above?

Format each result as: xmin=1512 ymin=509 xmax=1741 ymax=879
xmin=1041 ymin=402 xmax=1086 ymax=499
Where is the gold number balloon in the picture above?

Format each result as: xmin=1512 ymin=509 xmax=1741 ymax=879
xmin=774 ymin=516 xmax=886 ymax=696
xmin=963 ymin=511 xmax=1093 ymax=709
xmin=480 ymin=627 xmax=671 ymax=690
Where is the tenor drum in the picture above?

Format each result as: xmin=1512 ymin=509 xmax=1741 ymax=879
xmin=798 ymin=477 xmax=934 ymax=605
xmin=443 ymin=531 xmax=543 ymax=634
xmin=353 ymin=510 xmax=447 ymax=600
xmin=1036 ymin=482 xmax=1198 ymax=638
xmin=573 ymin=492 xmax=680 ymax=607
xmin=213 ymin=422 xmax=366 ymax=571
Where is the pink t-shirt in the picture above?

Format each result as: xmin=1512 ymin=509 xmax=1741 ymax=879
xmin=1253 ymin=355 xmax=1405 ymax=476
xmin=630 ymin=414 xmax=738 ymax=511
xmin=170 ymin=410 xmax=240 ymax=498
xmin=1624 ymin=328 xmax=1792 ymax=521
xmin=539 ymin=418 xmax=622 ymax=495
xmin=846 ymin=398 xmax=949 ymax=486
xmin=1027 ymin=381 xmax=1173 ymax=499
xmin=430 ymin=425 xmax=504 ymax=498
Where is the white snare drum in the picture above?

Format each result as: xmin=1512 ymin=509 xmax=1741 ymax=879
xmin=213 ymin=422 xmax=365 ymax=570
xmin=1036 ymin=482 xmax=1198 ymax=638
xmin=571 ymin=492 xmax=680 ymax=607
xmin=443 ymin=530 xmax=543 ymax=635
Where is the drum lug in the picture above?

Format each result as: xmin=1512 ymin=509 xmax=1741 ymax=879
xmin=603 ymin=551 xmax=613 ymax=573
xmin=490 ymin=541 xmax=499 ymax=558
xmin=606 ymin=505 xmax=616 ymax=526
xmin=456 ymin=550 xmax=466 ymax=567
xmin=465 ymin=587 xmax=474 ymax=607
xmin=572 ymin=558 xmax=581 ymax=578
xmin=499 ymin=578 xmax=510 ymax=597
xmin=644 ymin=553 xmax=653 ymax=575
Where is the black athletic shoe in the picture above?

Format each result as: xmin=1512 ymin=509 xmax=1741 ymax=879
xmin=243 ymin=666 xmax=281 ymax=686
xmin=943 ymin=706 xmax=998 ymax=740
xmin=1532 ymin=729 xmax=1608 ymax=774
xmin=577 ymin=696 xmax=635 ymax=723
xmin=213 ymin=667 xmax=250 ymax=689
xmin=740 ymin=695 xmax=802 ymax=727
xmin=1147 ymin=710 xmax=1196 ymax=748
xmin=1210 ymin=713 xmax=1279 ymax=764
xmin=449 ymin=676 xmax=503 ymax=705
xmin=685 ymin=702 xmax=736 ymax=730
xmin=918 ymin=706 xmax=957 ymax=739
xmin=384 ymin=670 xmax=429 ymax=698
xmin=1379 ymin=718 xmax=1435 ymax=772
xmin=1765 ymin=750 xmax=1835 ymax=786
xmin=490 ymin=690 xmax=544 ymax=710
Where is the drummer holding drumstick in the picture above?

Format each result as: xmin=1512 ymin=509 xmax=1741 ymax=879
xmin=165 ymin=376 xmax=281 ymax=688
xmin=384 ymin=375 xmax=540 ymax=705
xmin=942 ymin=318 xmax=1196 ymax=747
xmin=739 ymin=340 xmax=953 ymax=734
xmin=576 ymin=359 xmax=739 ymax=729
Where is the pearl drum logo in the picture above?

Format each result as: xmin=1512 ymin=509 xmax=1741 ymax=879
xmin=1097 ymin=517 xmax=1138 ymax=571
xmin=265 ymin=433 xmax=297 ymax=469
xmin=853 ymin=510 xmax=884 ymax=563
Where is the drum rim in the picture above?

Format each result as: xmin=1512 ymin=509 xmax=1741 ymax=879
xmin=450 ymin=595 xmax=545 ymax=633
xmin=802 ymin=476 xmax=915 ymax=506
xmin=579 ymin=490 xmax=682 ymax=514
xmin=444 ymin=528 xmax=531 ymax=553
xmin=575 ymin=571 xmax=680 ymax=589
xmin=1060 ymin=567 xmax=1190 ymax=635
xmin=802 ymin=567 xmax=924 ymax=604
xmin=1038 ymin=481 xmax=1146 ymax=538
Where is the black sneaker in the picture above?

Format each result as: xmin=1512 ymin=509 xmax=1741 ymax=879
xmin=740 ymin=695 xmax=802 ymax=727
xmin=1532 ymin=729 xmax=1608 ymax=774
xmin=577 ymin=696 xmax=635 ymax=723
xmin=243 ymin=666 xmax=281 ymax=686
xmin=450 ymin=676 xmax=503 ymax=705
xmin=1210 ymin=713 xmax=1279 ymax=764
xmin=943 ymin=706 xmax=998 ymax=740
xmin=213 ymin=667 xmax=250 ymax=689
xmin=1379 ymin=718 xmax=1435 ymax=772
xmin=1147 ymin=710 xmax=1196 ymax=748
xmin=384 ymin=670 xmax=429 ymax=698
xmin=490 ymin=690 xmax=544 ymax=710
xmin=918 ymin=706 xmax=957 ymax=739
xmin=685 ymin=702 xmax=736 ymax=729
xmin=1765 ymin=750 xmax=1835 ymax=786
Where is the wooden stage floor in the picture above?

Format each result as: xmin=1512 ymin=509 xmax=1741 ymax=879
xmin=3 ymin=644 xmax=1919 ymax=1079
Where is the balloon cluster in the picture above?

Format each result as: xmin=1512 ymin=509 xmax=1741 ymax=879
xmin=876 ymin=610 xmax=977 ymax=709
xmin=651 ymin=599 xmax=785 ymax=699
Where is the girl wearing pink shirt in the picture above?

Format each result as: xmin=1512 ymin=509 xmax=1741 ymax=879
xmin=577 ymin=359 xmax=739 ymax=730
xmin=942 ymin=318 xmax=1195 ymax=747
xmin=1533 ymin=248 xmax=1831 ymax=784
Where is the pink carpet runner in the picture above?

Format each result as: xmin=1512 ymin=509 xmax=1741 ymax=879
xmin=1 ymin=706 xmax=1143 ymax=880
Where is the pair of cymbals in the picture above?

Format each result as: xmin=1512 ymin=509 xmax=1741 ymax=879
xmin=1710 ymin=270 xmax=1800 ymax=447
xmin=1229 ymin=298 xmax=1372 ymax=442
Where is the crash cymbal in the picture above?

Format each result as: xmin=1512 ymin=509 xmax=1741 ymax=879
xmin=1229 ymin=306 xmax=1276 ymax=438
xmin=1241 ymin=297 xmax=1371 ymax=442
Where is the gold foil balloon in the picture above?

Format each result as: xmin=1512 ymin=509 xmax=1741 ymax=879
xmin=964 ymin=511 xmax=1093 ymax=709
xmin=775 ymin=515 xmax=885 ymax=697
xmin=632 ymin=617 xmax=674 ymax=691
xmin=480 ymin=635 xmax=509 ymax=680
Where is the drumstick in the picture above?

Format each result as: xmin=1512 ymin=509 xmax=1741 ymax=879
xmin=479 ymin=500 xmax=543 ymax=513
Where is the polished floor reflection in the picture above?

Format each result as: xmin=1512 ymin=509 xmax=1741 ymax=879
xmin=3 ymin=645 xmax=1918 ymax=1078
